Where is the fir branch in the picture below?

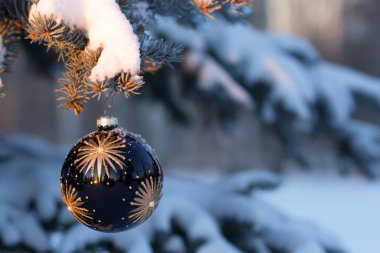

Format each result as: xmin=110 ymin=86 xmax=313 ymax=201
xmin=0 ymin=17 xmax=21 ymax=63
xmin=148 ymin=0 xmax=202 ymax=26
xmin=0 ymin=17 xmax=22 ymax=97
xmin=2 ymin=0 xmax=253 ymax=114
xmin=27 ymin=14 xmax=66 ymax=44
xmin=85 ymin=78 xmax=112 ymax=101
xmin=0 ymin=0 xmax=33 ymax=24
xmin=116 ymin=72 xmax=145 ymax=98
xmin=57 ymin=71 xmax=89 ymax=116
xmin=140 ymin=35 xmax=183 ymax=72
xmin=26 ymin=14 xmax=87 ymax=53
xmin=191 ymin=0 xmax=222 ymax=19
xmin=148 ymin=0 xmax=253 ymax=23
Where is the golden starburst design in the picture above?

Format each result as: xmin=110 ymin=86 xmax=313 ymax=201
xmin=61 ymin=183 xmax=93 ymax=226
xmin=129 ymin=176 xmax=163 ymax=224
xmin=74 ymin=132 xmax=126 ymax=180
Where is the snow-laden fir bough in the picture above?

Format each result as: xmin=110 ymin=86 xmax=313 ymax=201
xmin=0 ymin=0 xmax=253 ymax=115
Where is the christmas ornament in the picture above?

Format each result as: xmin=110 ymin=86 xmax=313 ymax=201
xmin=60 ymin=117 xmax=163 ymax=232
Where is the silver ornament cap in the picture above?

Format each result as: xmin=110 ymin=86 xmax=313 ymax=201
xmin=97 ymin=116 xmax=118 ymax=129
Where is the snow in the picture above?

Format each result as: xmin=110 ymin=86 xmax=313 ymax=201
xmin=344 ymin=120 xmax=380 ymax=160
xmin=162 ymin=235 xmax=186 ymax=252
xmin=311 ymin=62 xmax=380 ymax=127
xmin=0 ymin=205 xmax=49 ymax=251
xmin=185 ymin=52 xmax=254 ymax=108
xmin=156 ymin=18 xmax=380 ymax=174
xmin=0 ymin=134 xmax=348 ymax=253
xmin=158 ymin=18 xmax=317 ymax=124
xmin=158 ymin=17 xmax=380 ymax=133
xmin=261 ymin=171 xmax=380 ymax=253
xmin=59 ymin=225 xmax=153 ymax=253
xmin=201 ymin=24 xmax=317 ymax=124
xmin=29 ymin=0 xmax=141 ymax=81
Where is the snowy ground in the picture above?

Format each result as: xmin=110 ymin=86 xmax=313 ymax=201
xmin=260 ymin=171 xmax=380 ymax=253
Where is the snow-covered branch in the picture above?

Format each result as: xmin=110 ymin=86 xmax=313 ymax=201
xmin=0 ymin=135 xmax=347 ymax=253
xmin=154 ymin=18 xmax=380 ymax=178
xmin=30 ymin=0 xmax=141 ymax=82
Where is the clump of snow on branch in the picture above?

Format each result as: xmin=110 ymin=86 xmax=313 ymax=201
xmin=29 ymin=0 xmax=141 ymax=82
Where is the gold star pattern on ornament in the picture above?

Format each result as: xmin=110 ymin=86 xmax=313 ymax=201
xmin=129 ymin=176 xmax=163 ymax=224
xmin=74 ymin=132 xmax=126 ymax=180
xmin=61 ymin=183 xmax=93 ymax=226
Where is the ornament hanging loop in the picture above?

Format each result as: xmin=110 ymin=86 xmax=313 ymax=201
xmin=97 ymin=116 xmax=118 ymax=131
xmin=103 ymin=90 xmax=115 ymax=117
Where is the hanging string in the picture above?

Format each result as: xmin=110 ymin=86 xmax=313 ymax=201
xmin=103 ymin=90 xmax=115 ymax=117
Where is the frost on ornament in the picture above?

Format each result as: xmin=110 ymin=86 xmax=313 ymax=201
xmin=29 ymin=0 xmax=141 ymax=82
xmin=60 ymin=117 xmax=163 ymax=232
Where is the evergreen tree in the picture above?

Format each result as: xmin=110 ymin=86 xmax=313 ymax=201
xmin=0 ymin=1 xmax=378 ymax=252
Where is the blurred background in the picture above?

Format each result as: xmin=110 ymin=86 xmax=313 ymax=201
xmin=2 ymin=0 xmax=380 ymax=171
xmin=1 ymin=0 xmax=380 ymax=253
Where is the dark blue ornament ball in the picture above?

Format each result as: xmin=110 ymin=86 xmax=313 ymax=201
xmin=60 ymin=123 xmax=163 ymax=233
